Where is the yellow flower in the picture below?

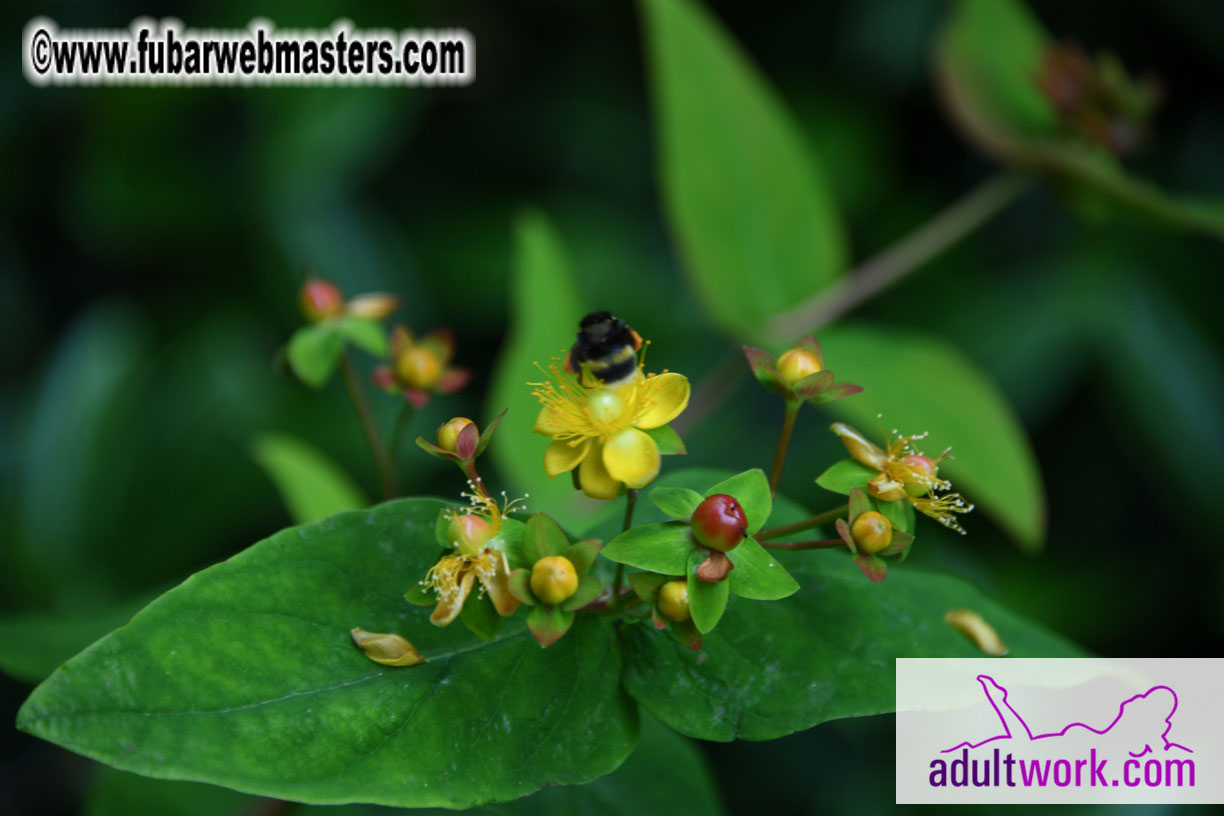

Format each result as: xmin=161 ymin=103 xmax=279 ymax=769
xmin=831 ymin=422 xmax=974 ymax=534
xmin=420 ymin=491 xmax=521 ymax=626
xmin=530 ymin=354 xmax=690 ymax=500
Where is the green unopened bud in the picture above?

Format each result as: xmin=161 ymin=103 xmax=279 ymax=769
xmin=850 ymin=510 xmax=892 ymax=554
xmin=530 ymin=556 xmax=579 ymax=605
xmin=351 ymin=628 xmax=426 ymax=666
xmin=657 ymin=580 xmax=690 ymax=622
xmin=775 ymin=347 xmax=823 ymax=385
xmin=437 ymin=417 xmax=475 ymax=453
xmin=447 ymin=513 xmax=492 ymax=557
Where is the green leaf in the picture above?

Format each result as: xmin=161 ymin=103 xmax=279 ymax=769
xmin=649 ymin=486 xmax=704 ymax=521
xmin=726 ymin=538 xmax=799 ymax=601
xmin=935 ymin=0 xmax=1224 ymax=242
xmin=0 ymin=595 xmax=152 ymax=685
xmin=527 ymin=605 xmax=575 ymax=649
xmin=602 ymin=523 xmax=696 ymax=575
xmin=18 ymin=499 xmax=637 ymax=809
xmin=286 ymin=322 xmax=344 ymax=388
xmin=524 ymin=512 xmax=570 ymax=563
xmin=875 ymin=494 xmax=916 ymax=535
xmin=84 ymin=713 xmax=727 ymax=816
xmin=642 ymin=0 xmax=846 ymax=342
xmin=814 ymin=458 xmax=877 ymax=496
xmin=642 ymin=424 xmax=686 ymax=455
xmin=86 ymin=769 xmax=252 ymax=816
xmin=935 ymin=0 xmax=1056 ymax=146
xmin=459 ymin=592 xmax=503 ymax=642
xmin=564 ymin=539 xmax=602 ymax=578
xmin=623 ymin=471 xmax=1082 ymax=742
xmin=562 ymin=575 xmax=604 ymax=613
xmin=337 ymin=316 xmax=388 ymax=357
xmin=705 ymin=469 xmax=771 ymax=534
xmin=685 ymin=551 xmax=730 ymax=635
xmin=250 ymin=432 xmax=368 ymax=524
xmin=820 ymin=322 xmax=1044 ymax=551
xmin=487 ymin=211 xmax=595 ymax=531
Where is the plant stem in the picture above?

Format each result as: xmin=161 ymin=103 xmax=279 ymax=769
xmin=462 ymin=461 xmax=491 ymax=500
xmin=760 ymin=538 xmax=846 ymax=551
xmin=388 ymin=402 xmax=417 ymax=491
xmin=767 ymin=171 xmax=1031 ymax=342
xmin=339 ymin=352 xmax=396 ymax=500
xmin=611 ymin=489 xmax=639 ymax=612
xmin=768 ymin=400 xmax=801 ymax=495
xmin=677 ymin=173 xmax=1031 ymax=437
xmin=756 ymin=503 xmax=847 ymax=541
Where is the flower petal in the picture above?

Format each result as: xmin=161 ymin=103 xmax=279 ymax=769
xmin=578 ymin=441 xmax=623 ymax=500
xmin=482 ymin=552 xmax=521 ymax=617
xmin=544 ymin=438 xmax=589 ymax=477
xmin=533 ymin=405 xmax=569 ymax=436
xmin=430 ymin=569 xmax=475 ymax=626
xmin=633 ymin=372 xmax=691 ymax=430
xmin=830 ymin=422 xmax=888 ymax=471
xmin=603 ymin=428 xmax=660 ymax=489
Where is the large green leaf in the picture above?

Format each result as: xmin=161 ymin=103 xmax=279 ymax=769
xmin=18 ymin=499 xmax=637 ymax=809
xmin=642 ymin=0 xmax=846 ymax=342
xmin=487 ymin=211 xmax=597 ymax=531
xmin=86 ymin=713 xmax=724 ymax=816
xmin=935 ymin=0 xmax=1224 ymax=241
xmin=818 ymin=321 xmax=1044 ymax=551
xmin=619 ymin=469 xmax=1081 ymax=743
xmin=250 ymin=431 xmax=368 ymax=524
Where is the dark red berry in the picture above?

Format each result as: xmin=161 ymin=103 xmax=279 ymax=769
xmin=691 ymin=493 xmax=747 ymax=552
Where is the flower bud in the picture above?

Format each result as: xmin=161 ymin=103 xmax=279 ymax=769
xmin=299 ymin=278 xmax=344 ymax=322
xmin=691 ymin=494 xmax=747 ymax=552
xmin=775 ymin=347 xmax=823 ymax=385
xmin=447 ymin=513 xmax=493 ymax=557
xmin=396 ymin=347 xmax=443 ymax=390
xmin=530 ymin=556 xmax=579 ymax=606
xmin=437 ymin=417 xmax=476 ymax=453
xmin=900 ymin=454 xmax=937 ymax=497
xmin=657 ymin=580 xmax=690 ymax=622
xmin=850 ymin=510 xmax=893 ymax=554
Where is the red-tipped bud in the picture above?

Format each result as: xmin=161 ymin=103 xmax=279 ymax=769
xmin=299 ymin=278 xmax=344 ymax=322
xmin=530 ymin=556 xmax=578 ymax=606
xmin=691 ymin=494 xmax=747 ymax=553
xmin=657 ymin=580 xmax=691 ymax=622
xmin=850 ymin=511 xmax=892 ymax=555
xmin=446 ymin=513 xmax=492 ymax=557
xmin=437 ymin=417 xmax=475 ymax=454
xmin=775 ymin=347 xmax=823 ymax=385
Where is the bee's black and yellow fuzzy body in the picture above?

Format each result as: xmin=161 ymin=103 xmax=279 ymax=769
xmin=564 ymin=311 xmax=643 ymax=388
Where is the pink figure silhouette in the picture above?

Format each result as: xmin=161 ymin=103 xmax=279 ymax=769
xmin=942 ymin=675 xmax=1192 ymax=756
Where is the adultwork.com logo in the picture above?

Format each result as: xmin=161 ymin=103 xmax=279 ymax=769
xmin=929 ymin=674 xmax=1194 ymax=789
xmin=895 ymin=658 xmax=1224 ymax=804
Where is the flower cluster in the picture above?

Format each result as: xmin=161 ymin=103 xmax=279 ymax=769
xmin=831 ymin=422 xmax=974 ymax=534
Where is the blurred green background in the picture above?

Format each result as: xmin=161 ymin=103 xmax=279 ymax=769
xmin=3 ymin=0 xmax=1223 ymax=813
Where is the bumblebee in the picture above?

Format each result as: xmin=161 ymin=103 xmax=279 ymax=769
xmin=564 ymin=311 xmax=644 ymax=388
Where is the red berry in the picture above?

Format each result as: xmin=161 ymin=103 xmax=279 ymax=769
xmin=691 ymin=493 xmax=747 ymax=552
